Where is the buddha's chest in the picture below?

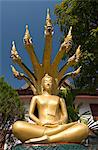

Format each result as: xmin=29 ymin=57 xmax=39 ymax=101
xmin=37 ymin=97 xmax=59 ymax=116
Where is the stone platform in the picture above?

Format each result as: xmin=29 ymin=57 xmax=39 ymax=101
xmin=12 ymin=143 xmax=88 ymax=150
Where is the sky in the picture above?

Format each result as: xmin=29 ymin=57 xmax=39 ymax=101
xmin=0 ymin=0 xmax=72 ymax=89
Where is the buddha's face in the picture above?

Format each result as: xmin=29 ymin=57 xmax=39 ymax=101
xmin=43 ymin=78 xmax=53 ymax=91
xmin=42 ymin=75 xmax=53 ymax=92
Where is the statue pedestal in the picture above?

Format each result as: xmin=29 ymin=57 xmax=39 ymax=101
xmin=12 ymin=143 xmax=88 ymax=150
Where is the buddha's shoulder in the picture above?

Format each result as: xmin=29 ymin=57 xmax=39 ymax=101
xmin=50 ymin=95 xmax=62 ymax=101
xmin=52 ymin=95 xmax=64 ymax=102
xmin=32 ymin=95 xmax=43 ymax=99
xmin=31 ymin=95 xmax=40 ymax=100
xmin=52 ymin=95 xmax=60 ymax=98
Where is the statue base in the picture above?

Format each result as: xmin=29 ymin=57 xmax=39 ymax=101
xmin=12 ymin=143 xmax=88 ymax=150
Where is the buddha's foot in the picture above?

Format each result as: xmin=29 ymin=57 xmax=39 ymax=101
xmin=25 ymin=135 xmax=48 ymax=144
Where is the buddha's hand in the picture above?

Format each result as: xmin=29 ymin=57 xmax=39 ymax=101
xmin=52 ymin=120 xmax=64 ymax=125
xmin=42 ymin=122 xmax=52 ymax=126
xmin=45 ymin=123 xmax=58 ymax=128
xmin=37 ymin=120 xmax=43 ymax=126
xmin=42 ymin=122 xmax=58 ymax=127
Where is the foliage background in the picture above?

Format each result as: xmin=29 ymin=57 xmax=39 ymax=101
xmin=0 ymin=77 xmax=24 ymax=129
xmin=55 ymin=0 xmax=98 ymax=93
xmin=59 ymin=87 xmax=79 ymax=122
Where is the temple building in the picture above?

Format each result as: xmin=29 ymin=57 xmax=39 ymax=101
xmin=74 ymin=90 xmax=98 ymax=120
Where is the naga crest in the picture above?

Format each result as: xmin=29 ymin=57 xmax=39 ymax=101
xmin=11 ymin=9 xmax=81 ymax=95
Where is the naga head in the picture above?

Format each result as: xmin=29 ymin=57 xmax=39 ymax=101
xmin=44 ymin=8 xmax=54 ymax=36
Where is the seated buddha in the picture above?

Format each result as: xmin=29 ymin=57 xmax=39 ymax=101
xmin=12 ymin=74 xmax=89 ymax=143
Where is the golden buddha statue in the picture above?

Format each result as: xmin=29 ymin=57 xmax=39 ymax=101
xmin=12 ymin=74 xmax=89 ymax=143
xmin=11 ymin=9 xmax=89 ymax=143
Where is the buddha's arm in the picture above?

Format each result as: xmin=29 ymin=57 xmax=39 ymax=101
xmin=29 ymin=96 xmax=42 ymax=125
xmin=59 ymin=98 xmax=68 ymax=124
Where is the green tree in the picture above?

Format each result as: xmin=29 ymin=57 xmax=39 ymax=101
xmin=59 ymin=87 xmax=79 ymax=122
xmin=0 ymin=77 xmax=24 ymax=128
xmin=55 ymin=0 xmax=98 ymax=93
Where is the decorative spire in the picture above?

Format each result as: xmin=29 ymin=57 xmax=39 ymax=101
xmin=47 ymin=9 xmax=50 ymax=19
xmin=11 ymin=65 xmax=24 ymax=80
xmin=11 ymin=41 xmax=18 ymax=58
xmin=46 ymin=8 xmax=51 ymax=26
xmin=44 ymin=8 xmax=53 ymax=36
xmin=61 ymin=26 xmax=72 ymax=53
xmin=72 ymin=66 xmax=82 ymax=77
xmin=67 ymin=26 xmax=72 ymax=37
xmin=23 ymin=25 xmax=32 ymax=44
xmin=11 ymin=41 xmax=22 ymax=63
xmin=12 ymin=41 xmax=16 ymax=51
xmin=11 ymin=65 xmax=19 ymax=77
xmin=68 ymin=54 xmax=76 ymax=65
xmin=75 ymin=45 xmax=81 ymax=62
xmin=75 ymin=45 xmax=81 ymax=57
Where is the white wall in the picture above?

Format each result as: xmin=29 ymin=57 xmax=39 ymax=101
xmin=74 ymin=95 xmax=98 ymax=117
